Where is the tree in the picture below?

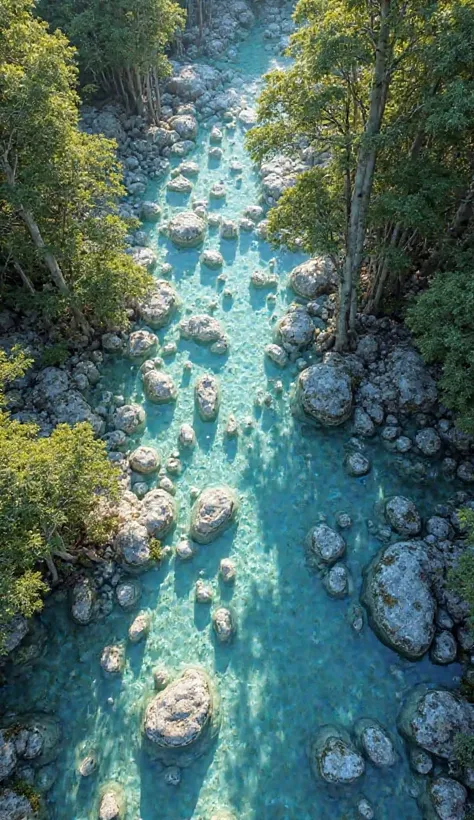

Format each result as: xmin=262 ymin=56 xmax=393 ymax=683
xmin=0 ymin=349 xmax=120 ymax=650
xmin=247 ymin=0 xmax=474 ymax=349
xmin=37 ymin=0 xmax=186 ymax=122
xmin=0 ymin=0 xmax=153 ymax=329
xmin=406 ymin=252 xmax=474 ymax=431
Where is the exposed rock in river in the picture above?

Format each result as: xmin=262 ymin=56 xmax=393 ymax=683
xmin=143 ymin=667 xmax=220 ymax=766
xmin=398 ymin=685 xmax=474 ymax=760
xmin=385 ymin=495 xmax=422 ymax=537
xmin=289 ymin=257 xmax=337 ymax=300
xmin=294 ymin=362 xmax=353 ymax=426
xmin=362 ymin=540 xmax=436 ymax=659
xmin=310 ymin=725 xmax=365 ymax=784
xmin=190 ymin=486 xmax=239 ymax=544
xmin=168 ymin=211 xmax=206 ymax=247
xmin=138 ymin=281 xmax=178 ymax=328
xmin=195 ymin=373 xmax=220 ymax=421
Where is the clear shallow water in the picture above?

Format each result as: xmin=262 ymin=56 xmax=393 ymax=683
xmin=3 ymin=26 xmax=461 ymax=820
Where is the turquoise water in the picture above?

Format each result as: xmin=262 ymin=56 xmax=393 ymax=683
xmin=3 ymin=26 xmax=461 ymax=820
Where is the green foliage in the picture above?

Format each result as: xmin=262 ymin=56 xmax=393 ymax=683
xmin=0 ymin=0 xmax=153 ymax=327
xmin=40 ymin=342 xmax=69 ymax=367
xmin=0 ymin=349 xmax=120 ymax=649
xmin=454 ymin=732 xmax=474 ymax=768
xmin=149 ymin=538 xmax=162 ymax=562
xmin=247 ymin=0 xmax=474 ymax=321
xmin=407 ymin=256 xmax=474 ymax=431
xmin=37 ymin=0 xmax=186 ymax=114
xmin=11 ymin=780 xmax=41 ymax=814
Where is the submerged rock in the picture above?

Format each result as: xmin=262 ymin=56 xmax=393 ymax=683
xmin=190 ymin=486 xmax=239 ymax=544
xmin=323 ymin=564 xmax=350 ymax=598
xmin=116 ymin=580 xmax=141 ymax=610
xmin=430 ymin=631 xmax=457 ymax=665
xmin=100 ymin=644 xmax=125 ymax=675
xmin=294 ymin=363 xmax=353 ymax=426
xmin=219 ymin=558 xmax=236 ymax=584
xmin=128 ymin=612 xmax=151 ymax=644
xmin=98 ymin=783 xmax=126 ymax=820
xmin=362 ymin=541 xmax=436 ymax=659
xmin=138 ymin=281 xmax=178 ymax=329
xmin=195 ymin=374 xmax=220 ymax=421
xmin=143 ymin=369 xmax=177 ymax=404
xmin=143 ymin=668 xmax=220 ymax=766
xmin=168 ymin=211 xmax=206 ymax=248
xmin=305 ymin=524 xmax=346 ymax=568
xmin=289 ymin=257 xmax=336 ymax=300
xmin=398 ymin=686 xmax=474 ymax=759
xmin=354 ymin=718 xmax=396 ymax=767
xmin=385 ymin=496 xmax=421 ymax=536
xmin=310 ymin=725 xmax=365 ymax=784
xmin=345 ymin=452 xmax=371 ymax=477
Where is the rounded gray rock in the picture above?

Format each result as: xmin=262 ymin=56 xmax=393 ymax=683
xmin=354 ymin=718 xmax=396 ymax=767
xmin=305 ymin=524 xmax=346 ymax=567
xmin=362 ymin=541 xmax=435 ymax=659
xmin=138 ymin=281 xmax=178 ymax=329
xmin=168 ymin=211 xmax=206 ymax=248
xmin=195 ymin=374 xmax=220 ymax=421
xmin=385 ymin=496 xmax=421 ymax=537
xmin=294 ymin=363 xmax=353 ymax=426
xmin=143 ymin=369 xmax=177 ymax=404
xmin=289 ymin=257 xmax=336 ymax=300
xmin=190 ymin=486 xmax=239 ymax=544
xmin=310 ymin=725 xmax=365 ymax=784
xmin=398 ymin=686 xmax=474 ymax=759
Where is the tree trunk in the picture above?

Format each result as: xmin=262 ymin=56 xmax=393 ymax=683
xmin=19 ymin=206 xmax=90 ymax=334
xmin=2 ymin=152 xmax=90 ymax=334
xmin=335 ymin=0 xmax=392 ymax=349
xmin=13 ymin=260 xmax=35 ymax=294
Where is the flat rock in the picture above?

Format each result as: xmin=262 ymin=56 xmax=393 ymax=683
xmin=362 ymin=541 xmax=436 ymax=659
xmin=387 ymin=346 xmax=437 ymax=413
xmin=179 ymin=314 xmax=227 ymax=347
xmin=190 ymin=486 xmax=239 ymax=544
